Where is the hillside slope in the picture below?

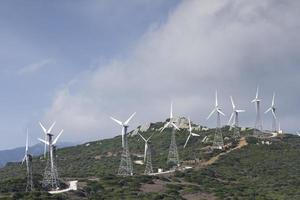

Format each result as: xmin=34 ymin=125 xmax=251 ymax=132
xmin=0 ymin=120 xmax=299 ymax=199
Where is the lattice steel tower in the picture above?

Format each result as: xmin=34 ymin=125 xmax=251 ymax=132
xmin=213 ymin=112 xmax=224 ymax=148
xmin=228 ymin=96 xmax=245 ymax=139
xmin=42 ymin=133 xmax=60 ymax=190
xmin=118 ymin=129 xmax=133 ymax=176
xmin=167 ymin=127 xmax=179 ymax=165
xmin=144 ymin=142 xmax=153 ymax=175
xmin=207 ymin=91 xmax=225 ymax=149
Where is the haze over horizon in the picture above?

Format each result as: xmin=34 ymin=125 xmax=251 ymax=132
xmin=0 ymin=0 xmax=300 ymax=150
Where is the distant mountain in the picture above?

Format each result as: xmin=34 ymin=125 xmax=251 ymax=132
xmin=0 ymin=142 xmax=75 ymax=168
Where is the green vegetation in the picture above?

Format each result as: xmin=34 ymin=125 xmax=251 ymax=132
xmin=0 ymin=121 xmax=299 ymax=199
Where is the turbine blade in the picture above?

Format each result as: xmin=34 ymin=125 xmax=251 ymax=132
xmin=188 ymin=117 xmax=192 ymax=132
xmin=215 ymin=90 xmax=218 ymax=107
xmin=110 ymin=117 xmax=123 ymax=126
xmin=230 ymin=96 xmax=235 ymax=109
xmin=218 ymin=109 xmax=225 ymax=116
xmin=48 ymin=121 xmax=56 ymax=133
xmin=138 ymin=132 xmax=147 ymax=142
xmin=228 ymin=112 xmax=234 ymax=125
xmin=21 ymin=155 xmax=26 ymax=165
xmin=265 ymin=107 xmax=272 ymax=114
xmin=53 ymin=129 xmax=64 ymax=145
xmin=184 ymin=134 xmax=191 ymax=148
xmin=236 ymin=110 xmax=245 ymax=113
xmin=170 ymin=102 xmax=173 ymax=119
xmin=191 ymin=133 xmax=200 ymax=136
xmin=38 ymin=138 xmax=49 ymax=145
xmin=124 ymin=112 xmax=136 ymax=125
xmin=256 ymin=86 xmax=259 ymax=99
xmin=26 ymin=129 xmax=29 ymax=152
xmin=272 ymin=92 xmax=275 ymax=107
xmin=207 ymin=108 xmax=216 ymax=120
xmin=160 ymin=122 xmax=170 ymax=133
xmin=39 ymin=122 xmax=47 ymax=134
xmin=171 ymin=122 xmax=180 ymax=130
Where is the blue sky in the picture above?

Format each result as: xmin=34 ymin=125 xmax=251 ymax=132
xmin=0 ymin=0 xmax=180 ymax=149
xmin=1 ymin=0 xmax=300 ymax=150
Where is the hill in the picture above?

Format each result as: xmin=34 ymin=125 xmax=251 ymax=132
xmin=0 ymin=142 xmax=75 ymax=168
xmin=0 ymin=118 xmax=299 ymax=199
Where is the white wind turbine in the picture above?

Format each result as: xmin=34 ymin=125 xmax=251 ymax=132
xmin=110 ymin=112 xmax=136 ymax=148
xmin=39 ymin=122 xmax=56 ymax=158
xmin=207 ymin=91 xmax=225 ymax=149
xmin=228 ymin=96 xmax=245 ymax=127
xmin=251 ymin=86 xmax=263 ymax=132
xmin=207 ymin=91 xmax=225 ymax=121
xmin=137 ymin=133 xmax=154 ymax=162
xmin=160 ymin=102 xmax=180 ymax=133
xmin=22 ymin=129 xmax=29 ymax=171
xmin=265 ymin=93 xmax=277 ymax=132
xmin=184 ymin=118 xmax=200 ymax=148
xmin=38 ymin=129 xmax=64 ymax=170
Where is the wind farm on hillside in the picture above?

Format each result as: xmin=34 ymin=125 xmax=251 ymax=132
xmin=0 ymin=86 xmax=298 ymax=200
xmin=1 ymin=1 xmax=300 ymax=199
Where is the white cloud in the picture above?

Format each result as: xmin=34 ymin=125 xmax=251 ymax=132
xmin=18 ymin=59 xmax=55 ymax=75
xmin=44 ymin=0 xmax=300 ymax=143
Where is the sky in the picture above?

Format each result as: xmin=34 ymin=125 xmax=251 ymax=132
xmin=0 ymin=0 xmax=300 ymax=150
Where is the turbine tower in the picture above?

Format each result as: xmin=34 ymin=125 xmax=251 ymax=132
xmin=138 ymin=132 xmax=154 ymax=175
xmin=251 ymin=87 xmax=263 ymax=135
xmin=39 ymin=122 xmax=56 ymax=158
xmin=110 ymin=112 xmax=136 ymax=176
xmin=265 ymin=93 xmax=277 ymax=132
xmin=207 ymin=91 xmax=225 ymax=149
xmin=228 ymin=96 xmax=245 ymax=139
xmin=184 ymin=117 xmax=200 ymax=148
xmin=22 ymin=129 xmax=34 ymax=192
xmin=161 ymin=102 xmax=180 ymax=165
xmin=38 ymin=129 xmax=63 ymax=190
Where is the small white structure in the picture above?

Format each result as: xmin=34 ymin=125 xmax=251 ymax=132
xmin=49 ymin=181 xmax=78 ymax=194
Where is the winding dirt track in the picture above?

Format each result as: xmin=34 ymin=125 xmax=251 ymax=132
xmin=202 ymin=137 xmax=248 ymax=166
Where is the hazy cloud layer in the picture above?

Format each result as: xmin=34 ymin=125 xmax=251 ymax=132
xmin=44 ymin=0 xmax=300 ymax=143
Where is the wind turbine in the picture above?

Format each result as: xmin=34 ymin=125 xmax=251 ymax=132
xmin=110 ymin=112 xmax=136 ymax=148
xmin=38 ymin=130 xmax=63 ymax=171
xmin=207 ymin=91 xmax=225 ymax=121
xmin=39 ymin=121 xmax=56 ymax=158
xmin=228 ymin=96 xmax=245 ymax=127
xmin=22 ymin=129 xmax=34 ymax=191
xmin=251 ymin=86 xmax=263 ymax=132
xmin=265 ymin=93 xmax=277 ymax=132
xmin=138 ymin=133 xmax=154 ymax=162
xmin=228 ymin=96 xmax=245 ymax=138
xmin=161 ymin=102 xmax=180 ymax=133
xmin=184 ymin=118 xmax=200 ymax=148
xmin=207 ymin=91 xmax=225 ymax=149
